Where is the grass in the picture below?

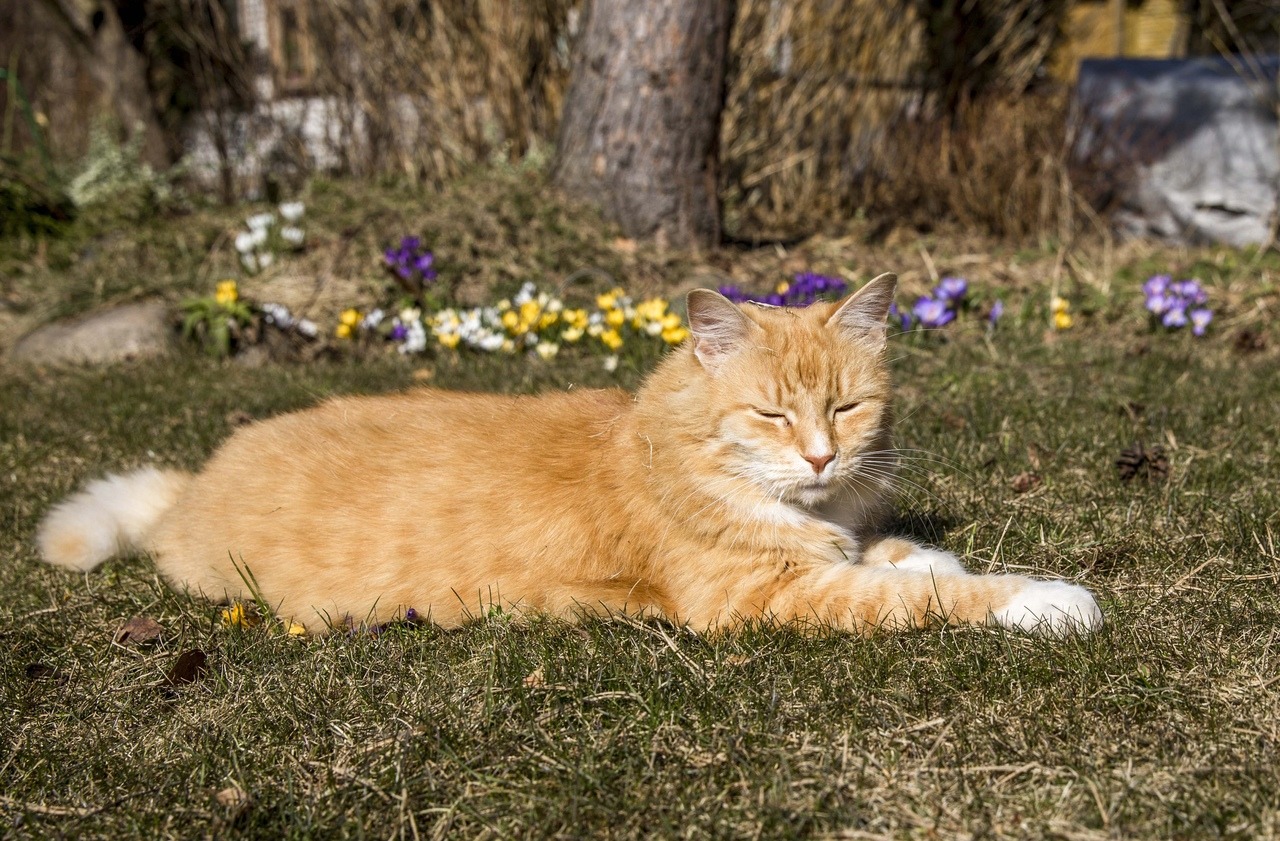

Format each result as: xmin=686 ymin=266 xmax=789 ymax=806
xmin=2 ymin=173 xmax=1280 ymax=838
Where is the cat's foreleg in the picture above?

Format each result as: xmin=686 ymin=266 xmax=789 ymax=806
xmin=860 ymin=536 xmax=968 ymax=576
xmin=787 ymin=563 xmax=1102 ymax=636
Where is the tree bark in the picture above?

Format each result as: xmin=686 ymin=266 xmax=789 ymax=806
xmin=553 ymin=0 xmax=734 ymax=250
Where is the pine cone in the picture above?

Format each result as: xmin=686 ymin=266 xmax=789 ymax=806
xmin=1116 ymin=443 xmax=1169 ymax=483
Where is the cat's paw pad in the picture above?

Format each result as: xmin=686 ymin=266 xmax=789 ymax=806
xmin=891 ymin=548 xmax=967 ymax=576
xmin=993 ymin=580 xmax=1102 ymax=636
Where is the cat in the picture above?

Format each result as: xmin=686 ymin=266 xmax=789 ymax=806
xmin=36 ymin=273 xmax=1102 ymax=636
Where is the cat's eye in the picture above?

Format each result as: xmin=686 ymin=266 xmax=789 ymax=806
xmin=752 ymin=408 xmax=789 ymax=424
xmin=834 ymin=402 xmax=862 ymax=414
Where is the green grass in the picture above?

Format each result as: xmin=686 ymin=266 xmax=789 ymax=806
xmin=3 ymin=176 xmax=1280 ymax=838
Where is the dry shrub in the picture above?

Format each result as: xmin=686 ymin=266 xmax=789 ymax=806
xmin=720 ymin=0 xmax=1074 ymax=240
xmin=306 ymin=1 xmax=575 ymax=185
xmin=858 ymin=91 xmax=1090 ymax=242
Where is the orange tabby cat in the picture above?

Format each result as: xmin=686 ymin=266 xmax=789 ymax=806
xmin=37 ymin=274 xmax=1101 ymax=635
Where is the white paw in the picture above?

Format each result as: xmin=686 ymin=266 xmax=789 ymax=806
xmin=891 ymin=548 xmax=968 ymax=576
xmin=993 ymin=580 xmax=1103 ymax=636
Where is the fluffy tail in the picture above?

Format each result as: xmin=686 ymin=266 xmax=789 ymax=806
xmin=37 ymin=467 xmax=192 ymax=572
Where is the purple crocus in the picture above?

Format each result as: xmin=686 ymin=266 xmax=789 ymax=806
xmin=1189 ymin=307 xmax=1213 ymax=336
xmin=935 ymin=276 xmax=968 ymax=302
xmin=988 ymin=299 xmax=1004 ymax=325
xmin=1143 ymin=274 xmax=1171 ymax=298
xmin=717 ymin=273 xmax=848 ymax=308
xmin=889 ymin=302 xmax=913 ymax=331
xmin=913 ymin=296 xmax=955 ymax=328
xmin=390 ymin=322 xmax=409 ymax=342
xmin=718 ymin=284 xmax=750 ymax=303
xmin=1162 ymin=306 xmax=1188 ymax=328
xmin=384 ymin=236 xmax=438 ymax=287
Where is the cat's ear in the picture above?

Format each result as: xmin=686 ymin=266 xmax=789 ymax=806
xmin=686 ymin=289 xmax=760 ymax=371
xmin=827 ymin=272 xmax=897 ymax=351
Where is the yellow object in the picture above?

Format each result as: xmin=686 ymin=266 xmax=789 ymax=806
xmin=501 ymin=311 xmax=520 ymax=331
xmin=1054 ymin=312 xmax=1074 ymax=330
xmin=596 ymin=289 xmax=622 ymax=310
xmin=335 ymin=323 xmax=352 ymax=339
xmin=775 ymin=281 xmax=790 ymax=295
xmin=220 ymin=603 xmax=257 ymax=628
xmin=662 ymin=325 xmax=690 ymax=345
xmin=215 ymin=280 xmax=239 ymax=306
xmin=605 ymin=308 xmax=626 ymax=328
xmin=437 ymin=332 xmax=461 ymax=349
xmin=1051 ymin=296 xmax=1070 ymax=314
xmin=600 ymin=329 xmax=623 ymax=351
xmin=339 ymin=308 xmax=362 ymax=327
xmin=539 ymin=312 xmax=559 ymax=330
xmin=286 ymin=620 xmax=306 ymax=636
xmin=561 ymin=327 xmax=584 ymax=343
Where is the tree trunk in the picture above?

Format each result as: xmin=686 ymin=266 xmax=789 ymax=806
xmin=553 ymin=0 xmax=734 ymax=250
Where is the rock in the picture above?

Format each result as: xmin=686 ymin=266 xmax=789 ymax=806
xmin=1075 ymin=56 xmax=1280 ymax=247
xmin=9 ymin=301 xmax=173 ymax=366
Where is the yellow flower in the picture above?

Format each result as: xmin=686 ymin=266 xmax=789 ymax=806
xmin=1050 ymin=296 xmax=1070 ymax=314
xmin=561 ymin=326 xmax=584 ymax=343
xmin=215 ymin=280 xmax=238 ymax=306
xmin=596 ymin=289 xmax=620 ymax=310
xmin=501 ymin=310 xmax=520 ymax=331
xmin=539 ymin=312 xmax=559 ymax=330
xmin=563 ymin=308 xmax=589 ymax=330
xmin=605 ymin=308 xmax=626 ymax=328
xmin=335 ymin=323 xmax=353 ymax=339
xmin=501 ymin=339 xmax=516 ymax=353
xmin=1054 ymin=311 xmax=1074 ymax=330
xmin=775 ymin=281 xmax=790 ymax=295
xmin=662 ymin=325 xmax=690 ymax=345
xmin=520 ymin=300 xmax=541 ymax=324
xmin=220 ymin=603 xmax=257 ymax=628
xmin=438 ymin=332 xmax=461 ymax=349
xmin=661 ymin=313 xmax=682 ymax=330
xmin=635 ymin=298 xmax=668 ymax=322
xmin=497 ymin=299 xmax=512 ymax=311
xmin=535 ymin=341 xmax=559 ymax=360
xmin=600 ymin=329 xmax=623 ymax=350
xmin=286 ymin=620 xmax=306 ymax=636
xmin=340 ymin=308 xmax=362 ymax=327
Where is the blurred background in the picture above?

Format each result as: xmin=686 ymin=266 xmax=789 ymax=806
xmin=1 ymin=0 xmax=1277 ymax=246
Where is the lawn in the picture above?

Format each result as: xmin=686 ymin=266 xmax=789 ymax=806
xmin=2 ymin=172 xmax=1279 ymax=838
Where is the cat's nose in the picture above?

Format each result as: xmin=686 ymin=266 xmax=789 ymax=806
xmin=804 ymin=452 xmax=834 ymax=474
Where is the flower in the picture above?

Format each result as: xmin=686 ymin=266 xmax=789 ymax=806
xmin=912 ymin=296 xmax=954 ymax=329
xmin=600 ymin=329 xmax=623 ymax=350
xmin=296 ymin=319 xmax=319 ymax=338
xmin=279 ymin=201 xmax=305 ymax=222
xmin=1050 ymin=296 xmax=1073 ymax=330
xmin=286 ymin=620 xmax=306 ymax=636
xmin=988 ymin=300 xmax=1004 ymax=325
xmin=220 ymin=603 xmax=258 ymax=628
xmin=281 ymin=226 xmax=305 ymax=246
xmin=662 ymin=325 xmax=689 ymax=344
xmin=1190 ymin=307 xmax=1213 ymax=336
xmin=603 ymin=354 xmax=619 ymax=372
xmin=246 ymin=212 xmax=275 ymax=232
xmin=234 ymin=232 xmax=255 ymax=254
xmin=339 ymin=308 xmax=362 ymax=328
xmin=384 ymin=237 xmax=438 ymax=287
xmin=1162 ymin=307 xmax=1188 ymax=329
xmin=535 ymin=341 xmax=559 ymax=360
xmin=888 ymin=302 xmax=912 ymax=331
xmin=935 ymin=276 xmax=968 ymax=301
xmin=215 ymin=280 xmax=239 ymax=306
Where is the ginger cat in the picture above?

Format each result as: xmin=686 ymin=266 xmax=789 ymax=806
xmin=37 ymin=274 xmax=1101 ymax=635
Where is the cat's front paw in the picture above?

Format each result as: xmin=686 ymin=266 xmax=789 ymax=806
xmin=891 ymin=547 xmax=967 ymax=576
xmin=992 ymin=580 xmax=1102 ymax=636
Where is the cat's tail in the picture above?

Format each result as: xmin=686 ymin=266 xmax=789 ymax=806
xmin=37 ymin=467 xmax=192 ymax=572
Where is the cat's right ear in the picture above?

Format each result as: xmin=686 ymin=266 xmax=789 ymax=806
xmin=686 ymin=289 xmax=759 ymax=371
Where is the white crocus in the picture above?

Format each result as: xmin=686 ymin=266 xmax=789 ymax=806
xmin=234 ymin=231 xmax=256 ymax=254
xmin=296 ymin=319 xmax=319 ymax=338
xmin=535 ymin=341 xmax=559 ymax=360
xmin=279 ymin=202 xmax=305 ymax=222
xmin=246 ymin=212 xmax=275 ymax=231
xmin=240 ymin=253 xmax=258 ymax=272
xmin=603 ymin=354 xmax=619 ymax=372
xmin=257 ymin=252 xmax=274 ymax=269
xmin=281 ymin=226 xmax=305 ymax=246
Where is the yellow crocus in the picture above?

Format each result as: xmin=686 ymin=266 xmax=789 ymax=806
xmin=340 ymin=308 xmax=362 ymax=327
xmin=596 ymin=288 xmax=623 ymax=310
xmin=662 ymin=325 xmax=690 ymax=345
xmin=539 ymin=312 xmax=559 ymax=329
xmin=1054 ymin=311 xmax=1074 ymax=330
xmin=600 ymin=329 xmax=623 ymax=350
xmin=437 ymin=332 xmax=461 ymax=349
xmin=520 ymin=300 xmax=541 ymax=324
xmin=1050 ymin=296 xmax=1069 ymax=314
xmin=501 ymin=310 xmax=520 ymax=331
xmin=215 ymin=280 xmax=238 ymax=306
xmin=605 ymin=308 xmax=626 ymax=328
xmin=335 ymin=323 xmax=353 ymax=339
xmin=562 ymin=326 xmax=584 ymax=343
xmin=775 ymin=281 xmax=790 ymax=295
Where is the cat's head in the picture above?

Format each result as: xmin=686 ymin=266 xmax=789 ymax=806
xmin=678 ymin=273 xmax=897 ymax=508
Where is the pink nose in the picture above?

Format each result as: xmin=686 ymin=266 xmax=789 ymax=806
xmin=804 ymin=453 xmax=834 ymax=474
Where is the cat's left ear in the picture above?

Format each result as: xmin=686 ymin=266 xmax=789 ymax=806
xmin=827 ymin=272 xmax=897 ymax=352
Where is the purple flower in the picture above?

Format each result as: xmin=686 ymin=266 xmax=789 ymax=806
xmin=385 ymin=236 xmax=438 ymax=288
xmin=913 ymin=296 xmax=955 ymax=329
xmin=1143 ymin=274 xmax=1171 ymax=298
xmin=1162 ymin=306 xmax=1188 ymax=328
xmin=390 ymin=323 xmax=409 ymax=341
xmin=988 ymin=299 xmax=1004 ymax=325
xmin=718 ymin=273 xmax=847 ymax=309
xmin=1190 ymin=307 xmax=1213 ymax=336
xmin=935 ymin=276 xmax=968 ymax=302
xmin=1145 ymin=293 xmax=1170 ymax=315
xmin=889 ymin=302 xmax=912 ymax=331
xmin=718 ymin=285 xmax=750 ymax=303
xmin=1173 ymin=279 xmax=1207 ymax=305
xmin=405 ymin=607 xmax=419 ymax=622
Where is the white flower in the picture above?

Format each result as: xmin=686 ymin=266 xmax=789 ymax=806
xmin=261 ymin=302 xmax=294 ymax=328
xmin=603 ymin=354 xmax=619 ymax=372
xmin=399 ymin=307 xmax=421 ymax=324
xmin=250 ymin=226 xmax=269 ymax=247
xmin=514 ymin=281 xmax=537 ymax=306
xmin=588 ymin=311 xmax=604 ymax=326
xmin=234 ymin=231 xmax=256 ymax=254
xmin=240 ymin=253 xmax=258 ymax=272
xmin=281 ymin=226 xmax=305 ymax=246
xmin=545 ymin=298 xmax=564 ymax=313
xmin=279 ymin=202 xmax=305 ymax=222
xmin=246 ymin=212 xmax=275 ymax=231
xmin=257 ymin=252 xmax=274 ymax=269
xmin=360 ymin=308 xmax=384 ymax=329
xmin=296 ymin=319 xmax=319 ymax=338
xmin=478 ymin=334 xmax=505 ymax=352
xmin=645 ymin=321 xmax=663 ymax=336
xmin=524 ymin=332 xmax=538 ymax=346
xmin=400 ymin=321 xmax=427 ymax=354
xmin=535 ymin=341 xmax=559 ymax=360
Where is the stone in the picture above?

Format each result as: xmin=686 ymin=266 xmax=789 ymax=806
xmin=9 ymin=301 xmax=174 ymax=366
xmin=1075 ymin=56 xmax=1280 ymax=247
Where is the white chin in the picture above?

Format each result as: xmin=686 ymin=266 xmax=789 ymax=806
xmin=792 ymin=485 xmax=833 ymax=507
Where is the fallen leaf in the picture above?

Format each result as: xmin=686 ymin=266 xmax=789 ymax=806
xmin=1010 ymin=472 xmax=1041 ymax=494
xmin=523 ymin=666 xmax=545 ymax=688
xmin=215 ymin=784 xmax=250 ymax=811
xmin=114 ymin=616 xmax=164 ymax=646
xmin=25 ymin=662 xmax=65 ymax=682
xmin=285 ymin=620 xmax=307 ymax=636
xmin=164 ymin=649 xmax=208 ymax=687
